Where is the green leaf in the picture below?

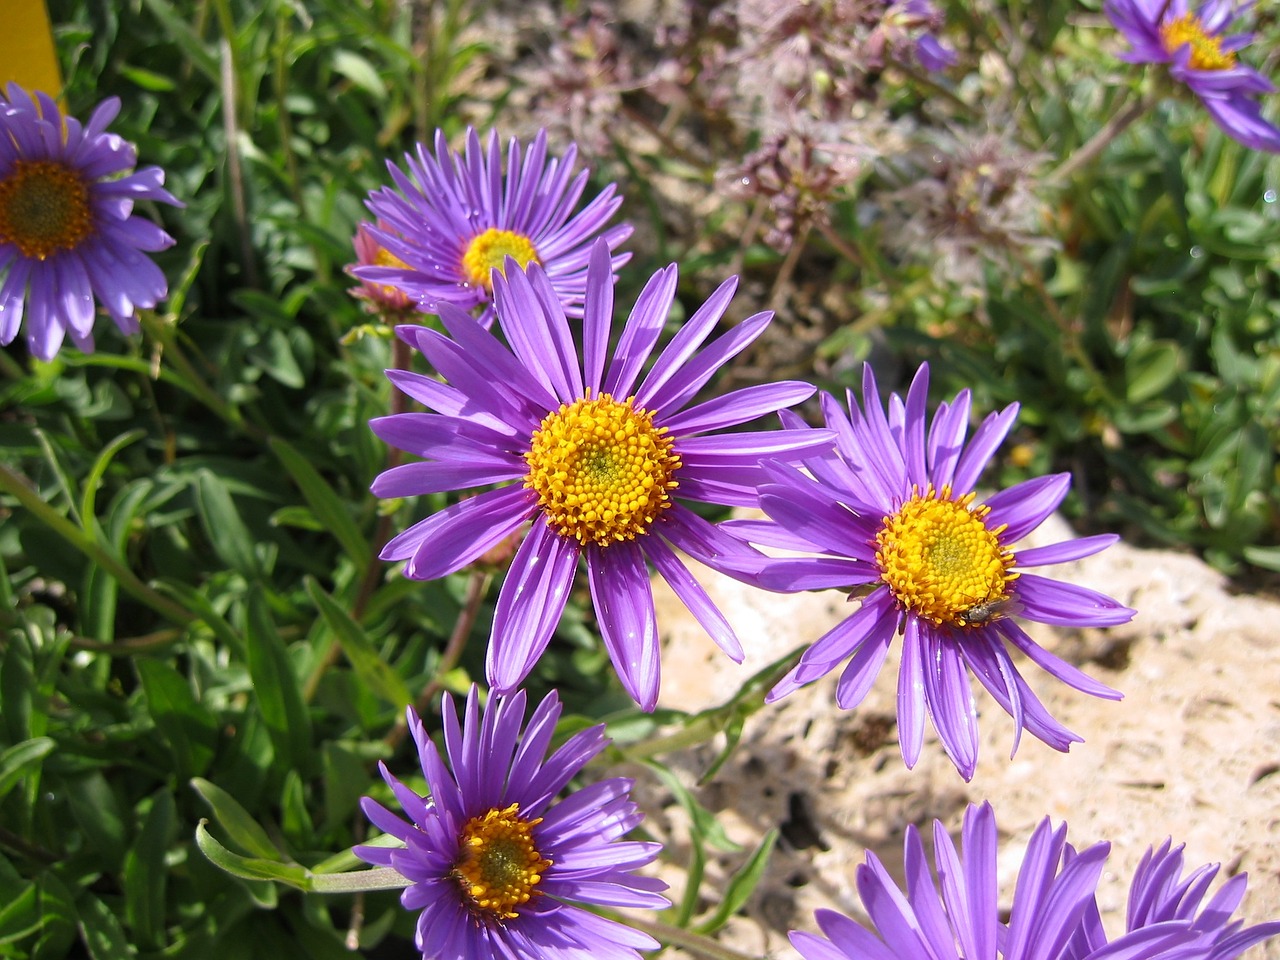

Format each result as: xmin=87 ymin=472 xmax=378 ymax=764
xmin=332 ymin=49 xmax=386 ymax=100
xmin=1244 ymin=544 xmax=1280 ymax=571
xmin=322 ymin=740 xmax=373 ymax=830
xmin=0 ymin=879 xmax=39 ymax=941
xmin=1124 ymin=340 xmax=1182 ymax=404
xmin=75 ymin=892 xmax=138 ymax=960
xmin=189 ymin=778 xmax=282 ymax=862
xmin=694 ymin=828 xmax=778 ymax=934
xmin=118 ymin=64 xmax=177 ymax=91
xmin=67 ymin=772 xmax=127 ymax=865
xmin=195 ymin=469 xmax=264 ymax=578
xmin=78 ymin=429 xmax=145 ymax=541
xmin=193 ymin=822 xmax=309 ymax=889
xmin=151 ymin=580 xmax=246 ymax=658
xmin=0 ymin=737 xmax=54 ymax=805
xmin=305 ymin=578 xmax=411 ymax=709
xmin=269 ymin=438 xmax=370 ymax=568
xmin=245 ymin=588 xmax=313 ymax=774
xmin=136 ymin=659 xmax=218 ymax=780
xmin=30 ymin=871 xmax=77 ymax=960
xmin=122 ymin=792 xmax=175 ymax=950
xmin=137 ymin=0 xmax=218 ymax=82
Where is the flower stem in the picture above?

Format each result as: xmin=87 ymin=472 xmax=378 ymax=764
xmin=1048 ymin=91 xmax=1157 ymax=185
xmin=621 ymin=915 xmax=763 ymax=960
xmin=384 ymin=568 xmax=491 ymax=751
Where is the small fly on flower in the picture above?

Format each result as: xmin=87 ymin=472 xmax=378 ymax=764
xmin=957 ymin=593 xmax=1021 ymax=627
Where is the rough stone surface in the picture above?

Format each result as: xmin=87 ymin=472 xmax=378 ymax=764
xmin=640 ymin=513 xmax=1280 ymax=959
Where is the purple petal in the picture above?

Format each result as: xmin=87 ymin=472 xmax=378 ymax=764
xmin=997 ymin=618 xmax=1124 ymax=699
xmin=660 ymin=381 xmax=818 ymax=435
xmin=644 ymin=536 xmax=744 ymax=661
xmin=487 ymin=518 xmax=579 ymax=692
xmin=603 ymin=264 xmax=678 ymax=399
xmin=587 ymin=541 xmax=661 ymax=711
xmin=1013 ymin=573 xmax=1136 ymax=628
xmin=897 ymin=616 xmax=927 ymax=768
xmin=1016 ymin=534 xmax=1120 ymax=567
xmin=379 ymin=485 xmax=531 ymax=569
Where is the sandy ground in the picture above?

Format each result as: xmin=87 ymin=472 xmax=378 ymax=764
xmin=643 ymin=513 xmax=1280 ymax=959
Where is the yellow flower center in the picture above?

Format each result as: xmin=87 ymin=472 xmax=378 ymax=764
xmin=461 ymin=228 xmax=540 ymax=290
xmin=875 ymin=486 xmax=1017 ymax=628
xmin=1160 ymin=13 xmax=1236 ymax=71
xmin=453 ymin=804 xmax=551 ymax=919
xmin=525 ymin=393 xmax=681 ymax=547
xmin=371 ymin=244 xmax=411 ymax=303
xmin=0 ymin=160 xmax=94 ymax=260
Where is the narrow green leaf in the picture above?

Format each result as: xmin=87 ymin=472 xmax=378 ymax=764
xmin=151 ymin=580 xmax=245 ymax=658
xmin=30 ymin=870 xmax=77 ymax=960
xmin=189 ymin=778 xmax=281 ymax=861
xmin=122 ymin=792 xmax=175 ymax=950
xmin=75 ymin=892 xmax=138 ymax=960
xmin=66 ymin=772 xmax=127 ymax=865
xmin=305 ymin=578 xmax=410 ymax=709
xmin=1244 ymin=544 xmax=1280 ymax=571
xmin=137 ymin=0 xmax=219 ymax=81
xmin=270 ymin=438 xmax=369 ymax=568
xmin=695 ymin=828 xmax=779 ymax=935
xmin=280 ymin=770 xmax=314 ymax=850
xmin=193 ymin=822 xmax=309 ymax=889
xmin=0 ymin=737 xmax=55 ymax=805
xmin=332 ymin=49 xmax=386 ymax=100
xmin=322 ymin=740 xmax=372 ymax=830
xmin=136 ymin=660 xmax=218 ymax=780
xmin=245 ymin=588 xmax=313 ymax=774
xmin=78 ymin=429 xmax=145 ymax=542
xmin=118 ymin=64 xmax=177 ymax=91
xmin=0 ymin=881 xmax=39 ymax=940
xmin=1125 ymin=340 xmax=1182 ymax=404
xmin=195 ymin=469 xmax=263 ymax=578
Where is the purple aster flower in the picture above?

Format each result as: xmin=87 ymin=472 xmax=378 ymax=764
xmin=371 ymin=238 xmax=830 ymax=710
xmin=1067 ymin=839 xmax=1280 ymax=960
xmin=730 ymin=363 xmax=1134 ymax=779
xmin=358 ymin=128 xmax=632 ymax=326
xmin=356 ymin=686 xmax=667 ymax=960
xmin=346 ymin=220 xmax=416 ymax=318
xmin=881 ymin=0 xmax=958 ymax=71
xmin=0 ymin=83 xmax=181 ymax=361
xmin=790 ymin=802 xmax=1209 ymax=960
xmin=1105 ymin=0 xmax=1280 ymax=152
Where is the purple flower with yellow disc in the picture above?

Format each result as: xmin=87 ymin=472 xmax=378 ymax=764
xmin=790 ymin=802 xmax=1217 ymax=960
xmin=356 ymin=686 xmax=667 ymax=960
xmin=729 ymin=363 xmax=1133 ymax=779
xmin=359 ymin=128 xmax=632 ymax=325
xmin=370 ymin=238 xmax=828 ymax=710
xmin=1105 ymin=0 xmax=1280 ymax=152
xmin=0 ymin=83 xmax=180 ymax=360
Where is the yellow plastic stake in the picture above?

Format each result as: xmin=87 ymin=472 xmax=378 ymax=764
xmin=2 ymin=0 xmax=63 ymax=99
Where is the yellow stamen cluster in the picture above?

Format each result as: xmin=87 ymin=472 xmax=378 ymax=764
xmin=875 ymin=486 xmax=1017 ymax=628
xmin=461 ymin=228 xmax=540 ymax=290
xmin=453 ymin=804 xmax=551 ymax=919
xmin=370 ymin=244 xmax=412 ymax=304
xmin=0 ymin=160 xmax=93 ymax=260
xmin=525 ymin=393 xmax=681 ymax=547
xmin=1160 ymin=13 xmax=1236 ymax=71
